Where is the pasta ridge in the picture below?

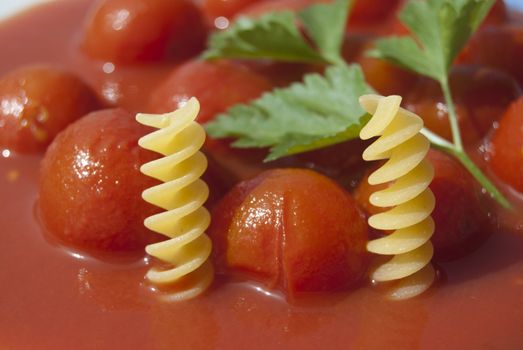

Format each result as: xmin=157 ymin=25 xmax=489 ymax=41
xmin=359 ymin=94 xmax=436 ymax=300
xmin=137 ymin=97 xmax=214 ymax=301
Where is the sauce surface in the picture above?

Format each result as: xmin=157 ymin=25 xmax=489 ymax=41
xmin=1 ymin=1 xmax=523 ymax=349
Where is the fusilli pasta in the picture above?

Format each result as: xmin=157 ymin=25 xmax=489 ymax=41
xmin=359 ymin=94 xmax=436 ymax=300
xmin=136 ymin=97 xmax=214 ymax=301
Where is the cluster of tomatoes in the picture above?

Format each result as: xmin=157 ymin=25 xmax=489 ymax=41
xmin=0 ymin=0 xmax=521 ymax=298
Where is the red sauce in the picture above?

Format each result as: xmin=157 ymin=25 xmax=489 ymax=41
xmin=1 ymin=1 xmax=523 ymax=349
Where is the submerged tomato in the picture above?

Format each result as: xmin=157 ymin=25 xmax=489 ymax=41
xmin=405 ymin=66 xmax=521 ymax=147
xmin=0 ymin=65 xmax=99 ymax=153
xmin=203 ymin=0 xmax=260 ymax=22
xmin=39 ymin=107 xmax=235 ymax=252
xmin=148 ymin=60 xmax=273 ymax=123
xmin=459 ymin=24 xmax=523 ymax=85
xmin=237 ymin=0 xmax=326 ymax=18
xmin=355 ymin=42 xmax=418 ymax=96
xmin=483 ymin=0 xmax=508 ymax=27
xmin=82 ymin=0 xmax=207 ymax=64
xmin=354 ymin=149 xmax=492 ymax=261
xmin=209 ymin=168 xmax=369 ymax=299
xmin=39 ymin=108 xmax=162 ymax=251
xmin=276 ymin=139 xmax=369 ymax=190
xmin=350 ymin=0 xmax=400 ymax=23
xmin=347 ymin=0 xmax=401 ymax=34
xmin=489 ymin=96 xmax=523 ymax=193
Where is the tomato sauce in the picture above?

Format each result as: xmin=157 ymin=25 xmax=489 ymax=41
xmin=1 ymin=1 xmax=523 ymax=349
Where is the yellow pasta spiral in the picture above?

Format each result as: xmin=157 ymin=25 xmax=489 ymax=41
xmin=359 ymin=94 xmax=436 ymax=300
xmin=136 ymin=97 xmax=214 ymax=301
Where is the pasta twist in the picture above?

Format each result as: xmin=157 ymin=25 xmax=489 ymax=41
xmin=359 ymin=94 xmax=436 ymax=300
xmin=136 ymin=97 xmax=214 ymax=301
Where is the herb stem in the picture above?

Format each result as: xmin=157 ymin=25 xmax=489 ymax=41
xmin=440 ymin=79 xmax=463 ymax=152
xmin=452 ymin=152 xmax=511 ymax=209
xmin=422 ymin=127 xmax=512 ymax=209
xmin=420 ymin=127 xmax=453 ymax=149
xmin=437 ymin=79 xmax=511 ymax=208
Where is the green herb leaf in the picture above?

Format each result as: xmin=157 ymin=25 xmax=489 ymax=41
xmin=298 ymin=0 xmax=352 ymax=65
xmin=370 ymin=0 xmax=510 ymax=208
xmin=369 ymin=0 xmax=495 ymax=83
xmin=265 ymin=119 xmax=369 ymax=161
xmin=202 ymin=0 xmax=352 ymax=65
xmin=205 ymin=64 xmax=374 ymax=161
xmin=202 ymin=12 xmax=326 ymax=64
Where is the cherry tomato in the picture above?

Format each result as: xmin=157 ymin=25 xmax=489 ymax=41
xmin=203 ymin=0 xmax=261 ymax=23
xmin=0 ymin=65 xmax=99 ymax=154
xmin=488 ymin=96 xmax=523 ymax=193
xmin=356 ymin=42 xmax=418 ymax=96
xmin=148 ymin=60 xmax=273 ymax=123
xmin=354 ymin=149 xmax=492 ymax=261
xmin=209 ymin=168 xmax=369 ymax=299
xmin=404 ymin=66 xmax=521 ymax=148
xmin=82 ymin=0 xmax=207 ymax=64
xmin=483 ymin=0 xmax=508 ymax=27
xmin=39 ymin=108 xmax=162 ymax=252
xmin=350 ymin=0 xmax=400 ymax=23
xmin=277 ymin=139 xmax=369 ymax=190
xmin=347 ymin=0 xmax=401 ymax=34
xmin=458 ymin=24 xmax=523 ymax=85
xmin=237 ymin=0 xmax=327 ymax=18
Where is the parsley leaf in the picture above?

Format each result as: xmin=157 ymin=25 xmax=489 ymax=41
xmin=202 ymin=12 xmax=326 ymax=63
xmin=298 ymin=0 xmax=351 ymax=65
xmin=369 ymin=0 xmax=510 ymax=208
xmin=205 ymin=64 xmax=374 ymax=161
xmin=266 ymin=120 xmax=370 ymax=161
xmin=202 ymin=0 xmax=352 ymax=65
xmin=369 ymin=0 xmax=494 ymax=83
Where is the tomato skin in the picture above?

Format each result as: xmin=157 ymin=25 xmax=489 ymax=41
xmin=203 ymin=155 xmax=237 ymax=210
xmin=354 ymin=149 xmax=491 ymax=262
xmin=280 ymin=170 xmax=369 ymax=293
xmin=209 ymin=168 xmax=369 ymax=298
xmin=0 ymin=65 xmax=99 ymax=154
xmin=241 ymin=61 xmax=319 ymax=88
xmin=148 ymin=60 xmax=273 ymax=123
xmin=426 ymin=150 xmax=491 ymax=261
xmin=237 ymin=0 xmax=327 ymax=18
xmin=458 ymin=24 xmax=523 ymax=85
xmin=341 ymin=33 xmax=373 ymax=63
xmin=404 ymin=66 xmax=521 ymax=147
xmin=357 ymin=54 xmax=418 ymax=97
xmin=489 ymin=96 xmax=523 ymax=193
xmin=203 ymin=0 xmax=261 ymax=21
xmin=238 ymin=0 xmax=400 ymax=34
xmin=277 ymin=139 xmax=369 ymax=191
xmin=148 ymin=60 xmax=274 ymax=183
xmin=482 ymin=0 xmax=508 ymax=27
xmin=349 ymin=0 xmax=400 ymax=22
xmin=82 ymin=0 xmax=207 ymax=64
xmin=208 ymin=170 xmax=277 ymax=282
xmin=347 ymin=0 xmax=401 ymax=34
xmin=38 ymin=108 xmax=163 ymax=252
xmin=341 ymin=32 xmax=418 ymax=96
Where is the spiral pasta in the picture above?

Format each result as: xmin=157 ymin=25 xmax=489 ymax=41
xmin=359 ymin=94 xmax=436 ymax=300
xmin=136 ymin=97 xmax=214 ymax=301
